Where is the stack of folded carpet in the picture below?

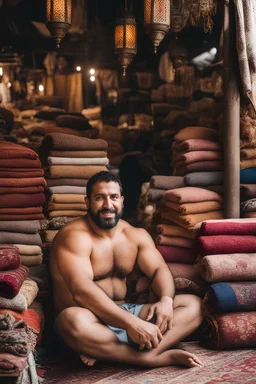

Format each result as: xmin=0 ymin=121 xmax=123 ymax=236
xmin=195 ymin=219 xmax=256 ymax=349
xmin=171 ymin=127 xmax=224 ymax=195
xmin=0 ymin=244 xmax=43 ymax=381
xmin=39 ymin=133 xmax=109 ymax=243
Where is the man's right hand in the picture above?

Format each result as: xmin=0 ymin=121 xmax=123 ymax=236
xmin=126 ymin=318 xmax=163 ymax=350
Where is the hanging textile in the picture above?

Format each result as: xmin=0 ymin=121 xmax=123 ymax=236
xmin=158 ymin=52 xmax=175 ymax=83
xmin=234 ymin=0 xmax=256 ymax=112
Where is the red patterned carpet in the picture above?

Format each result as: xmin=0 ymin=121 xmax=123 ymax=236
xmin=41 ymin=342 xmax=256 ymax=384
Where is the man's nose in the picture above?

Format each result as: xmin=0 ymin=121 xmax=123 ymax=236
xmin=103 ymin=197 xmax=112 ymax=209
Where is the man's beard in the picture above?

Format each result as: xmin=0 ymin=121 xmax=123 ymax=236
xmin=88 ymin=207 xmax=123 ymax=229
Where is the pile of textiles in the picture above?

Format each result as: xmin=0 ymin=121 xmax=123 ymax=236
xmin=240 ymin=106 xmax=256 ymax=218
xmin=195 ymin=219 xmax=256 ymax=349
xmin=39 ymin=133 xmax=109 ymax=243
xmin=0 ymin=245 xmax=43 ymax=381
xmin=81 ymin=106 xmax=102 ymax=131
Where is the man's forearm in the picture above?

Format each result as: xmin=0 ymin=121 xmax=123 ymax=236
xmin=72 ymin=279 xmax=138 ymax=329
xmin=151 ymin=266 xmax=175 ymax=300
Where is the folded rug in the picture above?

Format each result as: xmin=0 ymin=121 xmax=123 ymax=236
xmin=0 ymin=245 xmax=20 ymax=270
xmin=47 ymin=186 xmax=87 ymax=195
xmin=197 ymin=235 xmax=256 ymax=255
xmin=148 ymin=188 xmax=165 ymax=202
xmin=0 ymin=279 xmax=39 ymax=312
xmin=48 ymin=210 xmax=86 ymax=218
xmin=196 ymin=220 xmax=256 ymax=238
xmin=46 ymin=178 xmax=88 ymax=187
xmin=164 ymin=200 xmax=223 ymax=215
xmin=174 ymin=127 xmax=220 ymax=142
xmin=47 ymin=202 xmax=87 ymax=211
xmin=20 ymin=255 xmax=43 ymax=267
xmin=45 ymin=165 xmax=107 ymax=179
xmin=167 ymin=262 xmax=203 ymax=283
xmin=0 ymin=353 xmax=28 ymax=377
xmin=0 ymin=265 xmax=28 ymax=299
xmin=241 ymin=158 xmax=256 ymax=170
xmin=242 ymin=211 xmax=256 ymax=218
xmin=48 ymin=156 xmax=109 ymax=165
xmin=39 ymin=132 xmax=108 ymax=152
xmin=14 ymin=245 xmax=42 ymax=256
xmin=240 ymin=184 xmax=256 ymax=200
xmin=240 ymin=168 xmax=256 ymax=183
xmin=164 ymin=187 xmax=223 ymax=204
xmin=0 ymin=232 xmax=42 ymax=246
xmin=150 ymin=175 xmax=185 ymax=190
xmin=0 ymin=193 xmax=45 ymax=208
xmin=184 ymin=171 xmax=224 ymax=186
xmin=203 ymin=281 xmax=256 ymax=312
xmin=49 ymin=149 xmax=107 ymax=158
xmin=47 ymin=216 xmax=76 ymax=230
xmin=0 ymin=186 xmax=44 ymax=195
xmin=156 ymin=234 xmax=194 ymax=248
xmin=240 ymin=147 xmax=256 ymax=158
xmin=172 ymin=139 xmax=221 ymax=152
xmin=56 ymin=114 xmax=91 ymax=130
xmin=161 ymin=210 xmax=224 ymax=230
xmin=0 ymin=169 xmax=44 ymax=178
xmin=204 ymin=185 xmax=224 ymax=194
xmin=0 ymin=207 xmax=43 ymax=214
xmin=0 ymin=177 xmax=46 ymax=188
xmin=0 ymin=141 xmax=38 ymax=159
xmin=0 ymin=158 xmax=41 ymax=169
xmin=0 ymin=214 xmax=44 ymax=221
xmin=173 ymin=151 xmax=222 ymax=166
xmin=174 ymin=160 xmax=223 ymax=176
xmin=49 ymin=194 xmax=86 ymax=204
xmin=0 ymin=308 xmax=41 ymax=335
xmin=42 ymin=230 xmax=58 ymax=243
xmin=201 ymin=309 xmax=256 ymax=349
xmin=0 ymin=221 xmax=40 ymax=234
xmin=157 ymin=224 xmax=195 ymax=240
xmin=201 ymin=253 xmax=256 ymax=282
xmin=157 ymin=245 xmax=196 ymax=264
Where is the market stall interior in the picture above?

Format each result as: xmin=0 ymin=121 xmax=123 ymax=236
xmin=0 ymin=0 xmax=255 ymax=383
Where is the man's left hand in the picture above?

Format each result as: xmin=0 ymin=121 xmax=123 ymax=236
xmin=146 ymin=296 xmax=174 ymax=334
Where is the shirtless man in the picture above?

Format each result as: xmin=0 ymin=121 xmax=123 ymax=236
xmin=50 ymin=171 xmax=203 ymax=368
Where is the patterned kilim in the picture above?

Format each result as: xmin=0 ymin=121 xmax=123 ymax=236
xmin=42 ymin=342 xmax=256 ymax=384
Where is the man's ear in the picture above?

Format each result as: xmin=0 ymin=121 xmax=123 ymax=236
xmin=121 ymin=196 xmax=124 ymax=205
xmin=85 ymin=195 xmax=89 ymax=208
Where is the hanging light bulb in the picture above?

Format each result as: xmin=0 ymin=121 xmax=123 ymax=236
xmin=144 ymin=0 xmax=170 ymax=53
xmin=115 ymin=0 xmax=137 ymax=76
xmin=46 ymin=0 xmax=72 ymax=48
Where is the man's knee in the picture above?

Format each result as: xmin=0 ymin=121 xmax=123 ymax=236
xmin=175 ymin=294 xmax=203 ymax=325
xmin=56 ymin=307 xmax=95 ymax=340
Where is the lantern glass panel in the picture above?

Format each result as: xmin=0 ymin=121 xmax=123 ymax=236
xmin=154 ymin=0 xmax=170 ymax=24
xmin=115 ymin=25 xmax=124 ymax=48
xmin=144 ymin=0 xmax=152 ymax=24
xmin=126 ymin=25 xmax=136 ymax=49
xmin=46 ymin=0 xmax=71 ymax=23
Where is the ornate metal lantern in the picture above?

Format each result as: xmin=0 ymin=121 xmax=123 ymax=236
xmin=46 ymin=0 xmax=72 ymax=48
xmin=115 ymin=2 xmax=137 ymax=76
xmin=144 ymin=0 xmax=170 ymax=53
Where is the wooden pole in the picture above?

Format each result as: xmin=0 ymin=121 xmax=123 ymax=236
xmin=223 ymin=0 xmax=240 ymax=218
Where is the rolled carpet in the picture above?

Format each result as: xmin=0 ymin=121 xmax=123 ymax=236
xmin=201 ymin=309 xmax=256 ymax=349
xmin=0 ymin=221 xmax=40 ymax=234
xmin=157 ymin=224 xmax=195 ymax=240
xmin=0 ymin=232 xmax=42 ymax=246
xmin=172 ymin=138 xmax=221 ymax=152
xmin=157 ymin=245 xmax=196 ymax=264
xmin=201 ymin=253 xmax=256 ymax=282
xmin=240 ymin=147 xmax=256 ymax=158
xmin=203 ymin=281 xmax=256 ymax=312
xmin=173 ymin=150 xmax=222 ymax=166
xmin=49 ymin=194 xmax=86 ymax=204
xmin=47 ymin=186 xmax=87 ymax=194
xmin=0 ymin=193 xmax=45 ymax=208
xmin=20 ymin=255 xmax=43 ymax=267
xmin=48 ymin=210 xmax=86 ymax=218
xmin=173 ymin=126 xmax=220 ymax=142
xmin=39 ymin=132 xmax=108 ymax=151
xmin=48 ymin=156 xmax=109 ymax=165
xmin=240 ymin=168 xmax=256 ymax=183
xmin=47 ymin=202 xmax=87 ymax=211
xmin=45 ymin=165 xmax=107 ymax=179
xmin=174 ymin=160 xmax=223 ymax=176
xmin=150 ymin=175 xmax=184 ymax=190
xmin=164 ymin=187 xmax=223 ymax=204
xmin=46 ymin=178 xmax=88 ymax=187
xmin=147 ymin=188 xmax=165 ymax=202
xmin=197 ymin=235 xmax=256 ymax=255
xmin=0 ymin=245 xmax=20 ymax=270
xmin=164 ymin=200 xmax=223 ymax=215
xmin=13 ymin=245 xmax=42 ymax=256
xmin=161 ymin=210 xmax=224 ymax=230
xmin=240 ymin=158 xmax=256 ymax=170
xmin=0 ymin=265 xmax=28 ymax=299
xmin=196 ymin=220 xmax=256 ymax=238
xmin=167 ymin=262 xmax=203 ymax=284
xmin=184 ymin=171 xmax=224 ymax=187
xmin=155 ymin=234 xmax=194 ymax=248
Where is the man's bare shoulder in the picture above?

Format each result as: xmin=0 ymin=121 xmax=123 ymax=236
xmin=121 ymin=220 xmax=151 ymax=243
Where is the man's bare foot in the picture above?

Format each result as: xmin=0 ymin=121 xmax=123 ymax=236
xmin=168 ymin=349 xmax=203 ymax=368
xmin=80 ymin=354 xmax=97 ymax=367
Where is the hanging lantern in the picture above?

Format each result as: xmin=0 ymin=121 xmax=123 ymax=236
xmin=170 ymin=0 xmax=189 ymax=34
xmin=46 ymin=0 xmax=72 ymax=48
xmin=115 ymin=2 xmax=137 ymax=76
xmin=144 ymin=0 xmax=170 ymax=53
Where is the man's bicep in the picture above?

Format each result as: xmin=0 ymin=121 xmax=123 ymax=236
xmin=137 ymin=230 xmax=166 ymax=278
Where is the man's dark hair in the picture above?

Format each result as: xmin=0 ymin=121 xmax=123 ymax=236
xmin=86 ymin=171 xmax=123 ymax=199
